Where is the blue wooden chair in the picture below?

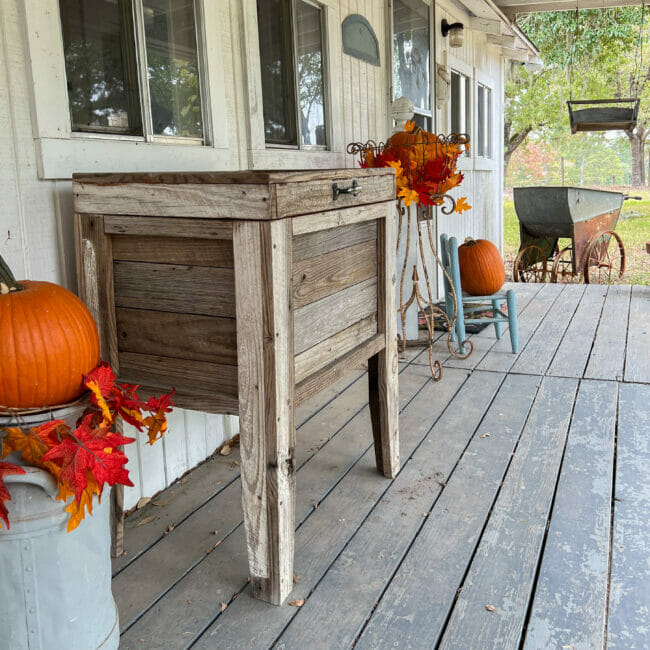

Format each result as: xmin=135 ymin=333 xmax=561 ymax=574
xmin=440 ymin=234 xmax=518 ymax=355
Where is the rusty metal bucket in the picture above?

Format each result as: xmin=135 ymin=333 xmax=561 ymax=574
xmin=0 ymin=403 xmax=119 ymax=650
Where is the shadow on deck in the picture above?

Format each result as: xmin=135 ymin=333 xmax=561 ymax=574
xmin=112 ymin=283 xmax=649 ymax=649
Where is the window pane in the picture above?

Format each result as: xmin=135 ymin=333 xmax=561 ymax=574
xmin=486 ymin=87 xmax=492 ymax=157
xmin=297 ymin=1 xmax=326 ymax=146
xmin=143 ymin=0 xmax=203 ymax=138
xmin=477 ymin=85 xmax=485 ymax=156
xmin=258 ymin=0 xmax=297 ymax=145
xmin=393 ymin=0 xmax=430 ymax=112
xmin=60 ymin=0 xmax=141 ymax=134
xmin=451 ymin=71 xmax=460 ymax=134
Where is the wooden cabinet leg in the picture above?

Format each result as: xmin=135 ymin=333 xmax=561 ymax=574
xmin=233 ymin=220 xmax=296 ymax=605
xmin=369 ymin=209 xmax=400 ymax=479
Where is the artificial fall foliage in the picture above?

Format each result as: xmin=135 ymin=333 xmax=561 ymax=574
xmin=359 ymin=120 xmax=471 ymax=211
xmin=0 ymin=362 xmax=174 ymax=531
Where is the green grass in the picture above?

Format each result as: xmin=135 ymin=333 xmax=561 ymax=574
xmin=504 ymin=195 xmax=650 ymax=285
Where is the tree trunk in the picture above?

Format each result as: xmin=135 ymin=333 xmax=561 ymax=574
xmin=503 ymin=122 xmax=532 ymax=181
xmin=626 ymin=129 xmax=646 ymax=187
xmin=580 ymin=157 xmax=585 ymax=186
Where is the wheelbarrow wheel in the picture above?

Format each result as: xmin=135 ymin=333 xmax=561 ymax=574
xmin=550 ymin=247 xmax=582 ymax=283
xmin=584 ymin=230 xmax=626 ymax=284
xmin=513 ymin=245 xmax=549 ymax=283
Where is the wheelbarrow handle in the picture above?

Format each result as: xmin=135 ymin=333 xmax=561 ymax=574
xmin=623 ymin=195 xmax=643 ymax=200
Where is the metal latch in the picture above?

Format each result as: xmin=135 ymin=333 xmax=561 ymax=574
xmin=332 ymin=179 xmax=362 ymax=200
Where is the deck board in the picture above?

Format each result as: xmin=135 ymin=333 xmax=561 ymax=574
xmin=110 ymin=283 xmax=649 ymax=649
xmin=437 ymin=376 xmax=579 ymax=649
xmin=524 ymin=379 xmax=617 ymax=650
xmin=584 ymin=284 xmax=631 ymax=381
xmin=608 ymin=382 xmax=650 ymax=649
xmin=624 ymin=285 xmax=650 ymax=383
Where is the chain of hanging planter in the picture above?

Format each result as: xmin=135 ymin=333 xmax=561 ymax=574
xmin=347 ymin=124 xmax=473 ymax=380
xmin=567 ymin=1 xmax=645 ymax=133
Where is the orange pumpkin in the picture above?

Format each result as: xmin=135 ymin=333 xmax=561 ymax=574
xmin=0 ymin=255 xmax=100 ymax=409
xmin=457 ymin=237 xmax=505 ymax=296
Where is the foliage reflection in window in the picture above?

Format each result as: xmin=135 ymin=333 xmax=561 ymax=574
xmin=477 ymin=83 xmax=492 ymax=158
xmin=392 ymin=0 xmax=431 ymax=131
xmin=59 ymin=0 xmax=204 ymax=139
xmin=451 ymin=69 xmax=470 ymax=155
xmin=257 ymin=0 xmax=328 ymax=147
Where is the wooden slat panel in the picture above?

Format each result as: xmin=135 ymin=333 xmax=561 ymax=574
xmin=291 ymin=202 xmax=391 ymax=236
xmin=524 ymin=380 xmax=617 ymax=650
xmin=295 ymin=334 xmax=384 ymax=406
xmin=105 ymin=216 xmax=233 ymax=239
xmin=438 ymin=376 xmax=579 ymax=650
xmin=624 ymin=285 xmax=650 ymax=383
xmin=116 ymin=308 xmax=237 ymax=365
xmin=294 ymin=277 xmax=377 ymax=355
xmin=292 ymin=239 xmax=377 ymax=309
xmin=113 ymin=261 xmax=235 ymax=317
xmin=608 ymin=382 xmax=650 ymax=649
xmin=111 ymin=235 xmax=234 ymax=267
xmin=294 ymin=314 xmax=377 ymax=383
xmin=74 ymin=181 xmax=272 ymax=219
xmin=294 ymin=374 xmax=537 ymax=650
xmin=275 ymin=174 xmax=394 ymax=218
xmin=118 ymin=351 xmax=238 ymax=398
xmin=292 ymin=219 xmax=377 ymax=262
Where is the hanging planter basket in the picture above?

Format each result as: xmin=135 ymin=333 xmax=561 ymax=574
xmin=568 ymin=98 xmax=640 ymax=133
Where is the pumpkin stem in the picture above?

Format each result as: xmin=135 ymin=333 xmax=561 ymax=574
xmin=464 ymin=237 xmax=477 ymax=245
xmin=0 ymin=254 xmax=25 ymax=293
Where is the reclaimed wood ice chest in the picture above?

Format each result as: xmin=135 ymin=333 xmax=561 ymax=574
xmin=73 ymin=169 xmax=399 ymax=605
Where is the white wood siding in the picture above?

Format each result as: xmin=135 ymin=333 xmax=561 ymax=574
xmin=1 ymin=0 xmax=503 ymax=509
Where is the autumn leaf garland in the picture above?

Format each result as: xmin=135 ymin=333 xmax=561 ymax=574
xmin=0 ymin=362 xmax=174 ymax=531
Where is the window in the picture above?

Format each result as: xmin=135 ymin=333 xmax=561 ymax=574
xmin=257 ymin=0 xmax=328 ymax=148
xmin=476 ymin=83 xmax=492 ymax=158
xmin=392 ymin=0 xmax=431 ymax=130
xmin=59 ymin=0 xmax=205 ymax=140
xmin=450 ymin=69 xmax=470 ymax=156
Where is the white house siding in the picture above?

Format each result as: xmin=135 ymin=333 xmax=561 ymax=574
xmin=0 ymin=0 xmax=504 ymax=508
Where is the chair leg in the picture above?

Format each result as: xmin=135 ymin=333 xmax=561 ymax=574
xmin=507 ymin=290 xmax=519 ymax=354
xmin=455 ymin=307 xmax=467 ymax=354
xmin=492 ymin=299 xmax=502 ymax=340
xmin=444 ymin=292 xmax=456 ymax=341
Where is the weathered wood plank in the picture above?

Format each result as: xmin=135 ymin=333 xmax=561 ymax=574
xmin=118 ymin=352 xmax=238 ymax=399
xmin=511 ymin=284 xmax=585 ymax=375
xmin=116 ymin=308 xmax=237 ymax=365
xmin=275 ymin=174 xmax=394 ymax=218
xmin=547 ymin=284 xmax=608 ymax=378
xmin=623 ymin=285 xmax=650 ymax=383
xmin=282 ymin=374 xmax=536 ymax=650
xmin=291 ymin=201 xmax=393 ymax=236
xmin=438 ymin=375 xmax=579 ymax=650
xmin=524 ymin=379 xmax=617 ymax=650
xmin=584 ymin=284 xmax=631 ymax=381
xmin=117 ymin=364 xmax=439 ymax=646
xmin=104 ymin=215 xmax=233 ymax=239
xmin=292 ymin=239 xmax=377 ymax=308
xmin=74 ymin=181 xmax=273 ymax=219
xmin=294 ymin=314 xmax=377 ymax=384
xmin=111 ymin=235 xmax=234 ymax=267
xmin=368 ymin=209 xmax=400 ymax=478
xmin=477 ymin=283 xmax=563 ymax=373
xmin=294 ymin=277 xmax=377 ymax=355
xmin=113 ymin=261 xmax=235 ymax=317
xmin=192 ymin=370 xmax=498 ymax=650
xmin=233 ymin=219 xmax=295 ymax=605
xmin=295 ymin=334 xmax=384 ymax=406
xmin=608 ymin=382 xmax=650 ymax=649
xmin=292 ymin=219 xmax=377 ymax=262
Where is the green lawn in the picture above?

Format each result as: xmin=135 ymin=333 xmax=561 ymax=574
xmin=504 ymin=195 xmax=650 ymax=285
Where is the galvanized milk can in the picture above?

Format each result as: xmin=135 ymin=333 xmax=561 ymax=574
xmin=0 ymin=403 xmax=119 ymax=650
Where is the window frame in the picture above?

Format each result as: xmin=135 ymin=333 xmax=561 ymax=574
xmin=242 ymin=0 xmax=344 ymax=169
xmin=474 ymin=70 xmax=496 ymax=171
xmin=447 ymin=54 xmax=472 ymax=172
xmin=23 ymin=0 xmax=230 ymax=180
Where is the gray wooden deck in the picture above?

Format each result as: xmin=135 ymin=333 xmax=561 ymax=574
xmin=112 ymin=283 xmax=649 ymax=650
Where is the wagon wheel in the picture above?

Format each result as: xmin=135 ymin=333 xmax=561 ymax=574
xmin=513 ymin=245 xmax=549 ymax=282
xmin=550 ymin=246 xmax=582 ymax=283
xmin=583 ymin=230 xmax=626 ymax=284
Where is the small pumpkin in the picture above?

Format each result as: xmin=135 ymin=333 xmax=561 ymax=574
xmin=457 ymin=237 xmax=505 ymax=296
xmin=0 ymin=254 xmax=100 ymax=409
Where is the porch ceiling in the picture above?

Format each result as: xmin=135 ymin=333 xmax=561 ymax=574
xmin=492 ymin=0 xmax=645 ymax=20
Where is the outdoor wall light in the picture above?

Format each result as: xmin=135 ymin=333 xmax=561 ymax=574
xmin=441 ymin=19 xmax=464 ymax=48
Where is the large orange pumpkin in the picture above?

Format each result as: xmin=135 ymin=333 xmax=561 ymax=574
xmin=0 ymin=255 xmax=100 ymax=409
xmin=457 ymin=237 xmax=505 ymax=296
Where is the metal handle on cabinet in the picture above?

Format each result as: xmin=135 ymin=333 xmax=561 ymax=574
xmin=332 ymin=180 xmax=362 ymax=200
